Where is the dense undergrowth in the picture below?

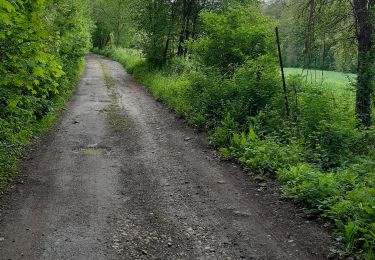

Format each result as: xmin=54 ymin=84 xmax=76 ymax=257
xmin=0 ymin=0 xmax=92 ymax=192
xmin=94 ymin=43 xmax=374 ymax=258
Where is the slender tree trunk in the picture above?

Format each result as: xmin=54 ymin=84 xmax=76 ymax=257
xmin=191 ymin=12 xmax=198 ymax=39
xmin=163 ymin=1 xmax=176 ymax=65
xmin=177 ymin=0 xmax=187 ymax=56
xmin=163 ymin=37 xmax=170 ymax=65
xmin=304 ymin=0 xmax=315 ymax=68
xmin=178 ymin=0 xmax=194 ymax=56
xmin=354 ymin=0 xmax=374 ymax=127
xmin=116 ymin=19 xmax=121 ymax=46
xmin=276 ymin=27 xmax=290 ymax=118
xmin=183 ymin=1 xmax=193 ymax=55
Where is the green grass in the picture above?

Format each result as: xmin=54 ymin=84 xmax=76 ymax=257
xmin=285 ymin=68 xmax=356 ymax=94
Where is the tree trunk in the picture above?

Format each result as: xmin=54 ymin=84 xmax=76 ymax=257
xmin=163 ymin=1 xmax=176 ymax=65
xmin=178 ymin=0 xmax=194 ymax=56
xmin=354 ymin=0 xmax=374 ymax=127
xmin=304 ymin=0 xmax=315 ymax=68
xmin=177 ymin=0 xmax=187 ymax=56
xmin=163 ymin=37 xmax=170 ymax=65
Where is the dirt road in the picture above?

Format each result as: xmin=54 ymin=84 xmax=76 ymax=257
xmin=0 ymin=54 xmax=333 ymax=259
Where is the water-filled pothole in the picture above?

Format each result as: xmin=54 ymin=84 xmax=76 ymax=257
xmin=80 ymin=148 xmax=106 ymax=155
xmin=73 ymin=144 xmax=111 ymax=156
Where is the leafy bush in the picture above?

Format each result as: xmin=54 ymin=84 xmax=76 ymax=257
xmin=0 ymin=0 xmax=92 ymax=191
xmin=209 ymin=114 xmax=238 ymax=147
xmin=278 ymin=164 xmax=338 ymax=211
xmin=229 ymin=56 xmax=280 ymax=126
xmin=220 ymin=128 xmax=303 ymax=175
xmin=165 ymin=57 xmax=196 ymax=75
xmin=107 ymin=48 xmax=145 ymax=74
xmin=184 ymin=55 xmax=280 ymax=132
xmin=278 ymin=161 xmax=374 ymax=256
xmin=190 ymin=3 xmax=276 ymax=76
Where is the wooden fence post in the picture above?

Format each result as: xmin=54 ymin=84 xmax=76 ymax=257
xmin=275 ymin=26 xmax=290 ymax=118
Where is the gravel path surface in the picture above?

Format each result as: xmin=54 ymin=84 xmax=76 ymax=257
xmin=0 ymin=54 xmax=333 ymax=260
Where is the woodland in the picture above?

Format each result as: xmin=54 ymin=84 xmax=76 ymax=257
xmin=0 ymin=0 xmax=374 ymax=258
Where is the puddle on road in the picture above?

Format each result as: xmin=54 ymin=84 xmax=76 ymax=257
xmin=73 ymin=144 xmax=112 ymax=156
xmin=80 ymin=148 xmax=106 ymax=155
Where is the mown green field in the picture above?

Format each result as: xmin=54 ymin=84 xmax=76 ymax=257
xmin=285 ymin=68 xmax=357 ymax=95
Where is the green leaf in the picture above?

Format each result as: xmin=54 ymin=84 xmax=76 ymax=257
xmin=7 ymin=99 xmax=17 ymax=109
xmin=33 ymin=67 xmax=44 ymax=77
xmin=248 ymin=128 xmax=257 ymax=142
xmin=0 ymin=0 xmax=15 ymax=13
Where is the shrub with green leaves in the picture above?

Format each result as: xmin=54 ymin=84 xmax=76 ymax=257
xmin=0 ymin=0 xmax=92 ymax=191
xmin=190 ymin=3 xmax=276 ymax=76
xmin=184 ymin=55 xmax=280 ymax=132
xmin=220 ymin=127 xmax=304 ymax=175
xmin=278 ymin=161 xmax=374 ymax=257
xmin=278 ymin=164 xmax=339 ymax=211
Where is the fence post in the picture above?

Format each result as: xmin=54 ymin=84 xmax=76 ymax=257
xmin=275 ymin=26 xmax=290 ymax=118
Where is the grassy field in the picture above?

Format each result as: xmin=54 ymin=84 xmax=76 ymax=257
xmin=285 ymin=68 xmax=356 ymax=95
